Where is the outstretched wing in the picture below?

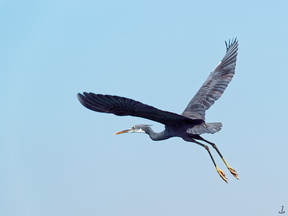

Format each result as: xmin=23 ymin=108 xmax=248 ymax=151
xmin=182 ymin=39 xmax=238 ymax=120
xmin=78 ymin=92 xmax=203 ymax=125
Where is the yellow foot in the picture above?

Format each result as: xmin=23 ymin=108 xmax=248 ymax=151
xmin=216 ymin=166 xmax=228 ymax=183
xmin=228 ymin=166 xmax=239 ymax=180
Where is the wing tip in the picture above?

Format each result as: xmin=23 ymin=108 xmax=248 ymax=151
xmin=225 ymin=38 xmax=238 ymax=51
xmin=77 ymin=92 xmax=90 ymax=109
xmin=77 ymin=92 xmax=98 ymax=107
xmin=77 ymin=92 xmax=84 ymax=103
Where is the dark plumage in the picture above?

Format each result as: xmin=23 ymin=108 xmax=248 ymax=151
xmin=77 ymin=39 xmax=239 ymax=183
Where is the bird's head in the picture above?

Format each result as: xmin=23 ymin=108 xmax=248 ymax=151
xmin=114 ymin=124 xmax=151 ymax=135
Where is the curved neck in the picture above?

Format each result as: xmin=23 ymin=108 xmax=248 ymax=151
xmin=144 ymin=126 xmax=172 ymax=141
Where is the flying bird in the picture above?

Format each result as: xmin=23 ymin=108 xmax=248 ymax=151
xmin=77 ymin=39 xmax=239 ymax=183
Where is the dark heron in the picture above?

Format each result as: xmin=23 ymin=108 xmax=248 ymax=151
xmin=77 ymin=39 xmax=239 ymax=183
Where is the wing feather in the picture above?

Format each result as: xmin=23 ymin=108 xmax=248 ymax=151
xmin=78 ymin=92 xmax=203 ymax=126
xmin=182 ymin=39 xmax=238 ymax=119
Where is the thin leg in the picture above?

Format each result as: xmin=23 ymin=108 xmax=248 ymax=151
xmin=197 ymin=137 xmax=239 ymax=180
xmin=192 ymin=140 xmax=228 ymax=183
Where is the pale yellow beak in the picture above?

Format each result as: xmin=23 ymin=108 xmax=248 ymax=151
xmin=113 ymin=129 xmax=131 ymax=135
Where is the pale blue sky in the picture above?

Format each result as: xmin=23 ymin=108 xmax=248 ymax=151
xmin=1 ymin=0 xmax=288 ymax=215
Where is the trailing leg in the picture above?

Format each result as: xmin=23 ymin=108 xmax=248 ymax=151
xmin=192 ymin=139 xmax=228 ymax=183
xmin=195 ymin=136 xmax=239 ymax=180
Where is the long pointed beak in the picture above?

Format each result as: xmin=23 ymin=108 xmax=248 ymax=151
xmin=113 ymin=129 xmax=131 ymax=135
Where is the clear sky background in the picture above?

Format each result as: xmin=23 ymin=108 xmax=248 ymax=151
xmin=1 ymin=0 xmax=288 ymax=215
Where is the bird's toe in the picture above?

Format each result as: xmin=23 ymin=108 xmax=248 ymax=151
xmin=216 ymin=166 xmax=228 ymax=183
xmin=228 ymin=167 xmax=239 ymax=180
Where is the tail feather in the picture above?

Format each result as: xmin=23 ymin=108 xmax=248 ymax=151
xmin=187 ymin=122 xmax=222 ymax=135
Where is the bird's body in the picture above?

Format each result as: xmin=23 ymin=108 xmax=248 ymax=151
xmin=77 ymin=39 xmax=239 ymax=183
